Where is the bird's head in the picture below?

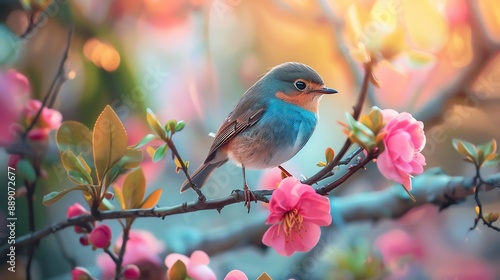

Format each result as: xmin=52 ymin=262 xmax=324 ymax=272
xmin=262 ymin=62 xmax=338 ymax=113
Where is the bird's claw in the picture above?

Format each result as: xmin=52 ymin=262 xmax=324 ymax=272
xmin=243 ymin=184 xmax=257 ymax=213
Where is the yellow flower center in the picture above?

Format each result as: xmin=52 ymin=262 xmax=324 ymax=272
xmin=277 ymin=209 xmax=305 ymax=242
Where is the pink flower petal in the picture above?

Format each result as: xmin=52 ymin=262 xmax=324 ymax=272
xmin=377 ymin=150 xmax=399 ymax=182
xmin=188 ymin=265 xmax=217 ymax=280
xmin=297 ymin=192 xmax=331 ymax=226
xmin=190 ymin=250 xmax=210 ymax=266
xmin=288 ymin=222 xmax=321 ymax=253
xmin=262 ymin=224 xmax=288 ymax=255
xmin=387 ymin=132 xmax=413 ymax=161
xmin=224 ymin=269 xmax=248 ymax=280
xmin=188 ymin=264 xmax=216 ymax=280
xmin=165 ymin=253 xmax=190 ymax=268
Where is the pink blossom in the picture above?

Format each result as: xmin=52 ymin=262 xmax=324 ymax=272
xmin=72 ymin=266 xmax=94 ymax=280
xmin=224 ymin=270 xmax=248 ymax=280
xmin=375 ymin=229 xmax=423 ymax=277
xmin=258 ymin=167 xmax=284 ymax=208
xmin=24 ymin=99 xmax=62 ymax=141
xmin=97 ymin=230 xmax=165 ymax=280
xmin=258 ymin=167 xmax=283 ymax=191
xmin=89 ymin=224 xmax=112 ymax=248
xmin=122 ymin=264 xmax=140 ymax=280
xmin=67 ymin=203 xmax=89 ymax=218
xmin=165 ymin=250 xmax=216 ymax=280
xmin=0 ymin=70 xmax=30 ymax=146
xmin=67 ymin=203 xmax=90 ymax=233
xmin=377 ymin=109 xmax=426 ymax=191
xmin=8 ymin=154 xmax=21 ymax=168
xmin=262 ymin=177 xmax=331 ymax=256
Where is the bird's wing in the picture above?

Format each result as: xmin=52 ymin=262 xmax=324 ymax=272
xmin=204 ymin=106 xmax=266 ymax=164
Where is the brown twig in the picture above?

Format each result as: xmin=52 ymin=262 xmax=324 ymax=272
xmin=23 ymin=27 xmax=73 ymax=136
xmin=165 ymin=137 xmax=206 ymax=201
xmin=114 ymin=225 xmax=131 ymax=280
xmin=22 ymin=27 xmax=72 ymax=280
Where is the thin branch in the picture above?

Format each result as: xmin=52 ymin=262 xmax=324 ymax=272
xmin=303 ymin=63 xmax=373 ymax=185
xmin=0 ymin=190 xmax=272 ymax=255
xmin=114 ymin=225 xmax=131 ymax=280
xmin=19 ymin=10 xmax=38 ymax=39
xmin=104 ymin=248 xmax=119 ymax=264
xmin=470 ymin=177 xmax=500 ymax=232
xmin=23 ymin=27 xmax=73 ymax=136
xmin=317 ymin=149 xmax=377 ymax=195
xmin=314 ymin=147 xmax=365 ymax=182
xmin=165 ymin=137 xmax=206 ymax=201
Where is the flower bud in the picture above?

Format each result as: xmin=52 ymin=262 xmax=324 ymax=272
xmin=79 ymin=235 xmax=89 ymax=246
xmin=89 ymin=224 xmax=112 ymax=248
xmin=72 ymin=266 xmax=94 ymax=280
xmin=122 ymin=264 xmax=140 ymax=280
xmin=67 ymin=203 xmax=90 ymax=233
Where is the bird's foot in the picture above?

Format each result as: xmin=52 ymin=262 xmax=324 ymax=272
xmin=243 ymin=184 xmax=257 ymax=213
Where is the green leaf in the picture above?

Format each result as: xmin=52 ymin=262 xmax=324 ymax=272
xmin=17 ymin=159 xmax=36 ymax=183
xmin=153 ymin=143 xmax=168 ymax=162
xmin=98 ymin=197 xmax=115 ymax=211
xmin=175 ymin=120 xmax=185 ymax=132
xmin=78 ymin=154 xmax=92 ymax=175
xmin=174 ymin=157 xmax=188 ymax=173
xmin=122 ymin=168 xmax=146 ymax=209
xmin=104 ymin=149 xmax=144 ymax=187
xmin=129 ymin=134 xmax=156 ymax=150
xmin=146 ymin=108 xmax=167 ymax=140
xmin=166 ymin=119 xmax=177 ymax=133
xmin=140 ymin=189 xmax=162 ymax=209
xmin=61 ymin=150 xmax=93 ymax=185
xmin=483 ymin=154 xmax=500 ymax=167
xmin=43 ymin=185 xmax=91 ymax=206
xmin=113 ymin=185 xmax=126 ymax=210
xmin=67 ymin=170 xmax=92 ymax=185
xmin=56 ymin=121 xmax=94 ymax=170
xmin=168 ymin=260 xmax=188 ymax=280
xmin=325 ymin=147 xmax=335 ymax=163
xmin=452 ymin=138 xmax=478 ymax=164
xmin=345 ymin=112 xmax=357 ymax=128
xmin=316 ymin=161 xmax=327 ymax=167
xmin=93 ymin=105 xmax=128 ymax=184
xmin=122 ymin=149 xmax=143 ymax=169
xmin=478 ymin=139 xmax=496 ymax=156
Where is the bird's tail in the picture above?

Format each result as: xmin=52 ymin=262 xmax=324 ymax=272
xmin=180 ymin=160 xmax=227 ymax=192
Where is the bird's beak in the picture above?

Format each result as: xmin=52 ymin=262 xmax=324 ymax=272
xmin=314 ymin=87 xmax=338 ymax=94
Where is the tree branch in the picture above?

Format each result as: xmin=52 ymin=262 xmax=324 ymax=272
xmin=171 ymin=168 xmax=493 ymax=256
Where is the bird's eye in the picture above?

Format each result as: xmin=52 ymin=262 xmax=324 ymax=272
xmin=294 ymin=81 xmax=307 ymax=91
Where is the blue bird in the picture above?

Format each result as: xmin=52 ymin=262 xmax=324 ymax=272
xmin=181 ymin=62 xmax=337 ymax=209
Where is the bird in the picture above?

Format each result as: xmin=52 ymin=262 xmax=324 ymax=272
xmin=180 ymin=62 xmax=338 ymax=210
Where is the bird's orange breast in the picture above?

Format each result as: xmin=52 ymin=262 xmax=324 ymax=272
xmin=275 ymin=91 xmax=320 ymax=114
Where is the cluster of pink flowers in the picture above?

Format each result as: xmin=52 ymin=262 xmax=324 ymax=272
xmin=165 ymin=250 xmax=248 ymax=280
xmin=0 ymin=70 xmax=30 ymax=146
xmin=0 ymin=69 xmax=62 ymax=148
xmin=67 ymin=203 xmax=114 ymax=249
xmin=24 ymin=99 xmax=62 ymax=141
xmin=96 ymin=229 xmax=165 ymax=280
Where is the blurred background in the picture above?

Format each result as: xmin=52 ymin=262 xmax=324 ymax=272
xmin=1 ymin=0 xmax=500 ymax=279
